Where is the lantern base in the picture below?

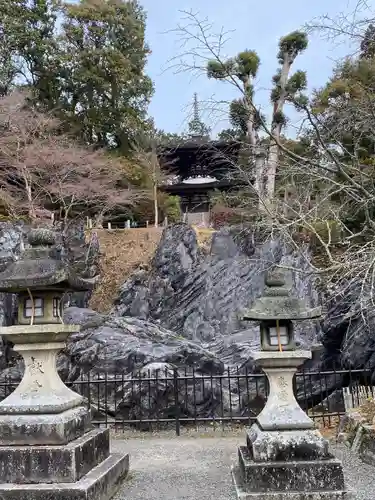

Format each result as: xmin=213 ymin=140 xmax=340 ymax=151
xmin=0 ymin=451 xmax=129 ymax=500
xmin=237 ymin=445 xmax=345 ymax=490
xmin=231 ymin=465 xmax=353 ymax=500
xmin=0 ymin=427 xmax=110 ymax=483
xmin=0 ymin=405 xmax=91 ymax=446
xmin=247 ymin=423 xmax=330 ymax=462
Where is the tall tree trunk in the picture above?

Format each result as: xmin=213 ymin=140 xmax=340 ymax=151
xmin=243 ymin=78 xmax=265 ymax=209
xmin=152 ymin=144 xmax=158 ymax=227
xmin=23 ymin=170 xmax=35 ymax=221
xmin=254 ymin=145 xmax=265 ymax=210
xmin=264 ymin=56 xmax=292 ymax=211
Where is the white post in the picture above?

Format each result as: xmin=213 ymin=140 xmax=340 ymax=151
xmin=126 ymin=220 xmax=131 ymax=229
xmin=107 ymin=222 xmax=112 ymax=230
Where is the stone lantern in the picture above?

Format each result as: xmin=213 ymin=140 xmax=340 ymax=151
xmin=243 ymin=268 xmax=321 ymax=352
xmin=0 ymin=228 xmax=129 ymax=500
xmin=231 ymin=267 xmax=352 ymax=500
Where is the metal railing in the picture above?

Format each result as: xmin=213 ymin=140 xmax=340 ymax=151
xmin=0 ymin=366 xmax=373 ymax=435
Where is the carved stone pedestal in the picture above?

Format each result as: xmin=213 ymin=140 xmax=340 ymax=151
xmin=0 ymin=325 xmax=129 ymax=500
xmin=232 ymin=351 xmax=352 ymax=500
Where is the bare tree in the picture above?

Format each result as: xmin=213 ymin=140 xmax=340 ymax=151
xmin=0 ymin=91 xmax=138 ymax=228
xmin=168 ymin=10 xmax=308 ymax=212
xmin=306 ymin=0 xmax=373 ymax=48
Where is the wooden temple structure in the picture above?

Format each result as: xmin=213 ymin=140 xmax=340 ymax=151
xmin=158 ymin=138 xmax=241 ymax=227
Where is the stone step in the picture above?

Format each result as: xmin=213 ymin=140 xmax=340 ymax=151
xmin=0 ymin=428 xmax=110 ymax=484
xmin=238 ymin=446 xmax=346 ymax=493
xmin=0 ymin=452 xmax=129 ymax=500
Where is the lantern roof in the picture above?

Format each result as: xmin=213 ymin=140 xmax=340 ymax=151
xmin=243 ymin=268 xmax=321 ymax=321
xmin=0 ymin=228 xmax=96 ymax=293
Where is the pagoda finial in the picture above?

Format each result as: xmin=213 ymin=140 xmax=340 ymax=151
xmin=188 ymin=93 xmax=210 ymax=138
xmin=193 ymin=92 xmax=200 ymax=123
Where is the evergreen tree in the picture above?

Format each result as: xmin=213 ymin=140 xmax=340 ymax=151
xmin=0 ymin=0 xmax=154 ymax=152
xmin=58 ymin=0 xmax=153 ymax=151
xmin=208 ymin=35 xmax=307 ymax=206
xmin=360 ymin=24 xmax=375 ymax=59
xmin=0 ymin=0 xmax=60 ymax=102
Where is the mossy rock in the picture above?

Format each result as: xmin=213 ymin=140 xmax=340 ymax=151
xmin=359 ymin=425 xmax=375 ymax=466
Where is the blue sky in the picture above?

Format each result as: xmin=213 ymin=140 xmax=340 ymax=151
xmin=140 ymin=0 xmax=361 ymax=137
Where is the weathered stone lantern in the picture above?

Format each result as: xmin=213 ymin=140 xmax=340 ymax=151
xmin=244 ymin=268 xmax=321 ymax=352
xmin=0 ymin=228 xmax=129 ymax=500
xmin=232 ymin=267 xmax=352 ymax=500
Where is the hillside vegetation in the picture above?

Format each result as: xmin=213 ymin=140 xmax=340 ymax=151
xmin=88 ymin=228 xmax=163 ymax=313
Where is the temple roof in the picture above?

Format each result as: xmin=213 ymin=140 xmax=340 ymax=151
xmin=0 ymin=228 xmax=96 ymax=293
xmin=158 ymin=139 xmax=241 ymax=179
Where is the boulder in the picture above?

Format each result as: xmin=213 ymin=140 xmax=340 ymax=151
xmin=60 ymin=307 xmax=266 ymax=424
xmin=63 ymin=307 xmax=224 ymax=376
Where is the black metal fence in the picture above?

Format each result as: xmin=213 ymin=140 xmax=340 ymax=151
xmin=0 ymin=366 xmax=373 ymax=435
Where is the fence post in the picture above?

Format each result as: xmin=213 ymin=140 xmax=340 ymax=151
xmin=146 ymin=220 xmax=149 ymax=228
xmin=126 ymin=220 xmax=131 ymax=229
xmin=173 ymin=368 xmax=180 ymax=436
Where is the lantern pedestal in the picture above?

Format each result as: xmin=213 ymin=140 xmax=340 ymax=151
xmin=0 ymin=324 xmax=129 ymax=500
xmin=231 ymin=351 xmax=352 ymax=500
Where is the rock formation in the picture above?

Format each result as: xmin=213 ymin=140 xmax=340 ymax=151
xmin=0 ymin=222 xmax=370 ymax=424
xmin=113 ymin=224 xmax=321 ymax=352
xmin=322 ymin=278 xmax=375 ymax=380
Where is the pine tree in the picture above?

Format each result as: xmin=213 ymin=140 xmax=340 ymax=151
xmin=207 ymin=33 xmax=307 ymax=208
xmin=266 ymin=31 xmax=308 ymax=205
xmin=360 ymin=24 xmax=375 ymax=59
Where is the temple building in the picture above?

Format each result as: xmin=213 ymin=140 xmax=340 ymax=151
xmin=158 ymin=94 xmax=241 ymax=226
xmin=158 ymin=138 xmax=241 ymax=226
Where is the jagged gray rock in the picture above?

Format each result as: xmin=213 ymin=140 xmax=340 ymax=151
xmin=63 ymin=307 xmax=224 ymax=376
xmin=322 ymin=278 xmax=375 ymax=381
xmin=113 ymin=224 xmax=321 ymax=350
xmin=59 ymin=307 xmax=265 ymax=424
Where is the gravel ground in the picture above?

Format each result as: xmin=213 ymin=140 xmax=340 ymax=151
xmin=330 ymin=440 xmax=373 ymax=500
xmin=111 ymin=434 xmax=373 ymax=500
